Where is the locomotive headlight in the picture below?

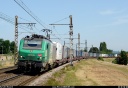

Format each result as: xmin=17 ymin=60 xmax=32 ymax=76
xmin=20 ymin=56 xmax=22 ymax=58
xmin=38 ymin=57 xmax=42 ymax=60
xmin=39 ymin=57 xmax=42 ymax=60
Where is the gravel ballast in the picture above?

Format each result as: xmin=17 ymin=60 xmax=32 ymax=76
xmin=28 ymin=61 xmax=77 ymax=86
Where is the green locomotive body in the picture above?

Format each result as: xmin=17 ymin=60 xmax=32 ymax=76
xmin=18 ymin=34 xmax=55 ymax=72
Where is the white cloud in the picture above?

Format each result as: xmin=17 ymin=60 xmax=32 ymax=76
xmin=100 ymin=10 xmax=116 ymax=15
xmin=113 ymin=18 xmax=128 ymax=25
xmin=99 ymin=9 xmax=124 ymax=15
xmin=95 ymin=18 xmax=128 ymax=28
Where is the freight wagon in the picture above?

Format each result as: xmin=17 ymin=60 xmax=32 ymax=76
xmin=53 ymin=41 xmax=63 ymax=65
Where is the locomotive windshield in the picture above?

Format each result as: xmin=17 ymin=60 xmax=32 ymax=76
xmin=23 ymin=39 xmax=42 ymax=50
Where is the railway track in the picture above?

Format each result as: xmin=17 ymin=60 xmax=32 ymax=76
xmin=0 ymin=70 xmax=47 ymax=86
xmin=0 ymin=73 xmax=23 ymax=85
xmin=0 ymin=60 xmax=81 ymax=86
xmin=18 ymin=75 xmax=39 ymax=86
xmin=0 ymin=66 xmax=17 ymax=74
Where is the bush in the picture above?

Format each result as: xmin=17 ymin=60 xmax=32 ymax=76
xmin=97 ymin=57 xmax=104 ymax=61
xmin=112 ymin=51 xmax=128 ymax=65
xmin=120 ymin=51 xmax=127 ymax=65
xmin=112 ymin=59 xmax=117 ymax=64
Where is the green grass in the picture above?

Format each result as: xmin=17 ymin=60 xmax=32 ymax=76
xmin=44 ymin=58 xmax=128 ymax=86
xmin=0 ymin=62 xmax=4 ymax=69
xmin=44 ymin=62 xmax=84 ymax=86
xmin=103 ymin=58 xmax=115 ymax=63
xmin=95 ymin=58 xmax=128 ymax=74
xmin=43 ymin=60 xmax=100 ymax=86
xmin=97 ymin=57 xmax=104 ymax=61
xmin=0 ymin=58 xmax=14 ymax=69
xmin=102 ymin=58 xmax=128 ymax=73
xmin=0 ymin=64 xmax=2 ymax=68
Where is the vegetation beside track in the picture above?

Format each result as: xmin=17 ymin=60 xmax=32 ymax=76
xmin=0 ymin=57 xmax=14 ymax=69
xmin=44 ymin=62 xmax=83 ymax=86
xmin=44 ymin=58 xmax=128 ymax=86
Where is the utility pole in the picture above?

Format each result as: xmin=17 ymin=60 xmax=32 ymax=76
xmin=69 ymin=15 xmax=73 ymax=66
xmin=85 ymin=40 xmax=87 ymax=52
xmin=64 ymin=41 xmax=65 ymax=46
xmin=41 ymin=29 xmax=52 ymax=39
xmin=14 ymin=16 xmax=18 ymax=65
xmin=50 ymin=15 xmax=74 ymax=66
xmin=76 ymin=44 xmax=77 ymax=56
xmin=14 ymin=16 xmax=36 ymax=65
xmin=92 ymin=45 xmax=93 ymax=57
xmin=78 ymin=33 xmax=80 ymax=60
xmin=77 ymin=33 xmax=85 ymax=59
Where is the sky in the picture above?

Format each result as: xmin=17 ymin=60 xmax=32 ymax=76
xmin=0 ymin=0 xmax=128 ymax=51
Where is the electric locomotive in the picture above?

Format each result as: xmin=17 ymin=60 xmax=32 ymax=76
xmin=17 ymin=34 xmax=55 ymax=72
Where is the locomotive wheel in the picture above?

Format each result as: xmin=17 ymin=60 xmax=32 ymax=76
xmin=52 ymin=62 xmax=57 ymax=68
xmin=66 ymin=60 xmax=68 ymax=63
xmin=45 ymin=64 xmax=50 ymax=71
xmin=17 ymin=66 xmax=23 ymax=73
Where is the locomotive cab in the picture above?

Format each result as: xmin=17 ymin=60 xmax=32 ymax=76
xmin=17 ymin=34 xmax=52 ymax=72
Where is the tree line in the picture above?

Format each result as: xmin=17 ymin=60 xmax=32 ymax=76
xmin=112 ymin=50 xmax=128 ymax=65
xmin=88 ymin=42 xmax=113 ymax=54
xmin=0 ymin=38 xmax=15 ymax=54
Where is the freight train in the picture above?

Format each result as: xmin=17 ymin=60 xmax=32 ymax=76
xmin=17 ymin=34 xmax=87 ymax=72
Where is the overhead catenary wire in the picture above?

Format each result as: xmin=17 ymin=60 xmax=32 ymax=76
xmin=50 ymin=34 xmax=64 ymax=43
xmin=0 ymin=12 xmax=14 ymax=25
xmin=49 ymin=16 xmax=69 ymax=41
xmin=0 ymin=12 xmax=34 ymax=34
xmin=18 ymin=16 xmax=38 ymax=34
xmin=18 ymin=16 xmax=32 ymax=23
xmin=52 ymin=26 xmax=63 ymax=40
xmin=14 ymin=0 xmax=47 ymax=30
xmin=51 ymin=16 xmax=69 ymax=24
xmin=19 ymin=0 xmax=52 ymax=30
xmin=14 ymin=0 xmax=70 ymax=43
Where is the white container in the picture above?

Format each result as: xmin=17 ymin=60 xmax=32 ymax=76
xmin=62 ymin=45 xmax=68 ymax=59
xmin=53 ymin=42 xmax=63 ymax=60
xmin=52 ymin=43 xmax=56 ymax=60
xmin=114 ymin=54 xmax=118 ymax=57
xmin=73 ymin=49 xmax=76 ymax=57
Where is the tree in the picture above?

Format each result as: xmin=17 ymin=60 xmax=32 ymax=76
xmin=0 ymin=38 xmax=4 ymax=54
xmin=113 ymin=50 xmax=128 ymax=65
xmin=10 ymin=41 xmax=15 ymax=54
xmin=120 ymin=50 xmax=127 ymax=65
xmin=0 ymin=39 xmax=15 ymax=54
xmin=99 ymin=42 xmax=112 ymax=54
xmin=3 ymin=40 xmax=10 ymax=54
xmin=99 ymin=42 xmax=107 ymax=53
xmin=107 ymin=49 xmax=113 ymax=54
xmin=89 ymin=47 xmax=99 ymax=53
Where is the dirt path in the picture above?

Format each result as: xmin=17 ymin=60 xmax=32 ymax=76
xmin=75 ymin=59 xmax=128 ymax=86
